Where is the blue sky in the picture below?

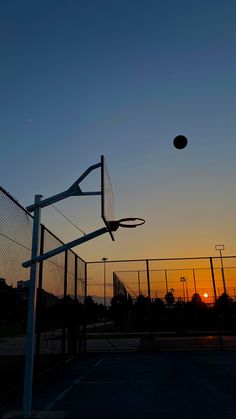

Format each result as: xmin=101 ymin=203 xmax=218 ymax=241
xmin=1 ymin=0 xmax=236 ymax=260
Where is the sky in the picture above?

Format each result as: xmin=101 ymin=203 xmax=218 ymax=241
xmin=1 ymin=0 xmax=236 ymax=262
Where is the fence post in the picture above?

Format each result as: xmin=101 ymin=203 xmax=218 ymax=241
xmin=34 ymin=224 xmax=45 ymax=378
xmin=146 ymin=260 xmax=151 ymax=303
xmin=75 ymin=255 xmax=77 ymax=301
xmin=137 ymin=271 xmax=141 ymax=295
xmin=23 ymin=195 xmax=42 ymax=419
xmin=146 ymin=259 xmax=153 ymax=347
xmin=83 ymin=262 xmax=88 ymax=353
xmin=210 ymin=257 xmax=217 ymax=302
xmin=74 ymin=255 xmax=78 ymax=355
xmin=165 ymin=270 xmax=168 ymax=293
xmin=193 ymin=269 xmax=197 ymax=294
xmin=62 ymin=250 xmax=68 ymax=358
xmin=210 ymin=257 xmax=223 ymax=350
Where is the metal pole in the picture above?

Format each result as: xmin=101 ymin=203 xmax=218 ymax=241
xmin=146 ymin=259 xmax=153 ymax=344
xmin=146 ymin=260 xmax=151 ymax=303
xmin=74 ymin=255 xmax=78 ymax=356
xmin=184 ymin=278 xmax=188 ymax=301
xmin=34 ymin=224 xmax=45 ymax=379
xmin=215 ymin=245 xmax=226 ymax=294
xmin=23 ymin=195 xmax=42 ymax=419
xmin=210 ymin=257 xmax=223 ymax=350
xmin=83 ymin=262 xmax=87 ymax=353
xmin=193 ymin=269 xmax=197 ymax=294
xmin=165 ymin=270 xmax=168 ymax=293
xmin=102 ymin=257 xmax=107 ymax=307
xmin=180 ymin=277 xmax=185 ymax=301
xmin=74 ymin=255 xmax=77 ymax=301
xmin=219 ymin=249 xmax=227 ymax=294
xmin=137 ymin=271 xmax=141 ymax=296
xmin=210 ymin=258 xmax=217 ymax=302
xmin=62 ymin=250 xmax=68 ymax=358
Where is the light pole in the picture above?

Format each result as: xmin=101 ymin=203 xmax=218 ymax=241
xmin=215 ymin=244 xmax=227 ymax=294
xmin=185 ymin=277 xmax=189 ymax=301
xmin=102 ymin=257 xmax=108 ymax=307
xmin=180 ymin=276 xmax=186 ymax=301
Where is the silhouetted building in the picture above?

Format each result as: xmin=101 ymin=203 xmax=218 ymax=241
xmin=17 ymin=280 xmax=30 ymax=289
xmin=0 ymin=277 xmax=6 ymax=285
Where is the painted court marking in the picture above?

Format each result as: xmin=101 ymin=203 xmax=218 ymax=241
xmin=77 ymin=380 xmax=155 ymax=384
xmin=45 ymin=358 xmax=104 ymax=410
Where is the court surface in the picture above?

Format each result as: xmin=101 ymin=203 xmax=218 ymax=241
xmin=3 ymin=350 xmax=236 ymax=418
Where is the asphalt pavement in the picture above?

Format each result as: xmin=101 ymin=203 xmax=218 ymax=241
xmin=3 ymin=350 xmax=236 ymax=418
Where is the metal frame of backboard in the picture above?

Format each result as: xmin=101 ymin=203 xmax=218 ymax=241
xmin=22 ymin=156 xmax=115 ymax=418
xmin=22 ymin=155 xmax=145 ymax=418
xmin=101 ymin=155 xmax=115 ymax=240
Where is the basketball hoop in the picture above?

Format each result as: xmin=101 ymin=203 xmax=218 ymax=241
xmin=108 ymin=218 xmax=145 ymax=231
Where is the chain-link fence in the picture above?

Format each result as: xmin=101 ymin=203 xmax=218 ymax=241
xmin=0 ymin=187 xmax=86 ymax=397
xmin=2 ymin=185 xmax=236 ymax=397
xmin=86 ymin=257 xmax=236 ymax=352
xmin=87 ymin=257 xmax=236 ymax=304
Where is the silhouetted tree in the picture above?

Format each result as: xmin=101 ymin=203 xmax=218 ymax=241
xmin=215 ymin=293 xmax=233 ymax=313
xmin=174 ymin=297 xmax=186 ymax=314
xmin=165 ymin=289 xmax=175 ymax=308
xmin=110 ymin=293 xmax=128 ymax=327
xmin=136 ymin=294 xmax=149 ymax=307
xmin=152 ymin=297 xmax=165 ymax=312
xmin=84 ymin=295 xmax=99 ymax=321
xmin=191 ymin=293 xmax=203 ymax=305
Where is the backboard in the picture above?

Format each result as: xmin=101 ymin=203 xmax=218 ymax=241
xmin=101 ymin=155 xmax=115 ymax=240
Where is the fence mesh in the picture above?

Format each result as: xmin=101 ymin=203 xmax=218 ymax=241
xmin=1 ymin=185 xmax=236 ymax=396
xmin=87 ymin=258 xmax=236 ymax=305
xmin=86 ymin=257 xmax=236 ymax=352
xmin=0 ymin=187 xmax=86 ymax=397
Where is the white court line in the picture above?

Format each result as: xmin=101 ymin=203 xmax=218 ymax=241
xmin=45 ymin=358 xmax=104 ymax=410
xmin=76 ymin=380 xmax=155 ymax=384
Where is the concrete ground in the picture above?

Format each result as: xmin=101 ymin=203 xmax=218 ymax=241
xmin=2 ymin=350 xmax=236 ymax=418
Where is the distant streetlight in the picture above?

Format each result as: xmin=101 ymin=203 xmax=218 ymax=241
xmin=215 ymin=245 xmax=227 ymax=294
xmin=102 ymin=257 xmax=108 ymax=307
xmin=180 ymin=276 xmax=188 ymax=301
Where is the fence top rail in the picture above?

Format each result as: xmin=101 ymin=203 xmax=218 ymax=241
xmin=87 ymin=255 xmax=236 ymax=264
xmin=113 ymin=265 xmax=236 ymax=273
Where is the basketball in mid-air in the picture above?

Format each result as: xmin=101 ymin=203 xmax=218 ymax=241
xmin=173 ymin=135 xmax=188 ymax=149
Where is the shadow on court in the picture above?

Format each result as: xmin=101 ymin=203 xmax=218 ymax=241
xmin=3 ymin=351 xmax=236 ymax=418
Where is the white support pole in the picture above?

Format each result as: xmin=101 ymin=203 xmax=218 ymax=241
xmin=23 ymin=195 xmax=42 ymax=419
